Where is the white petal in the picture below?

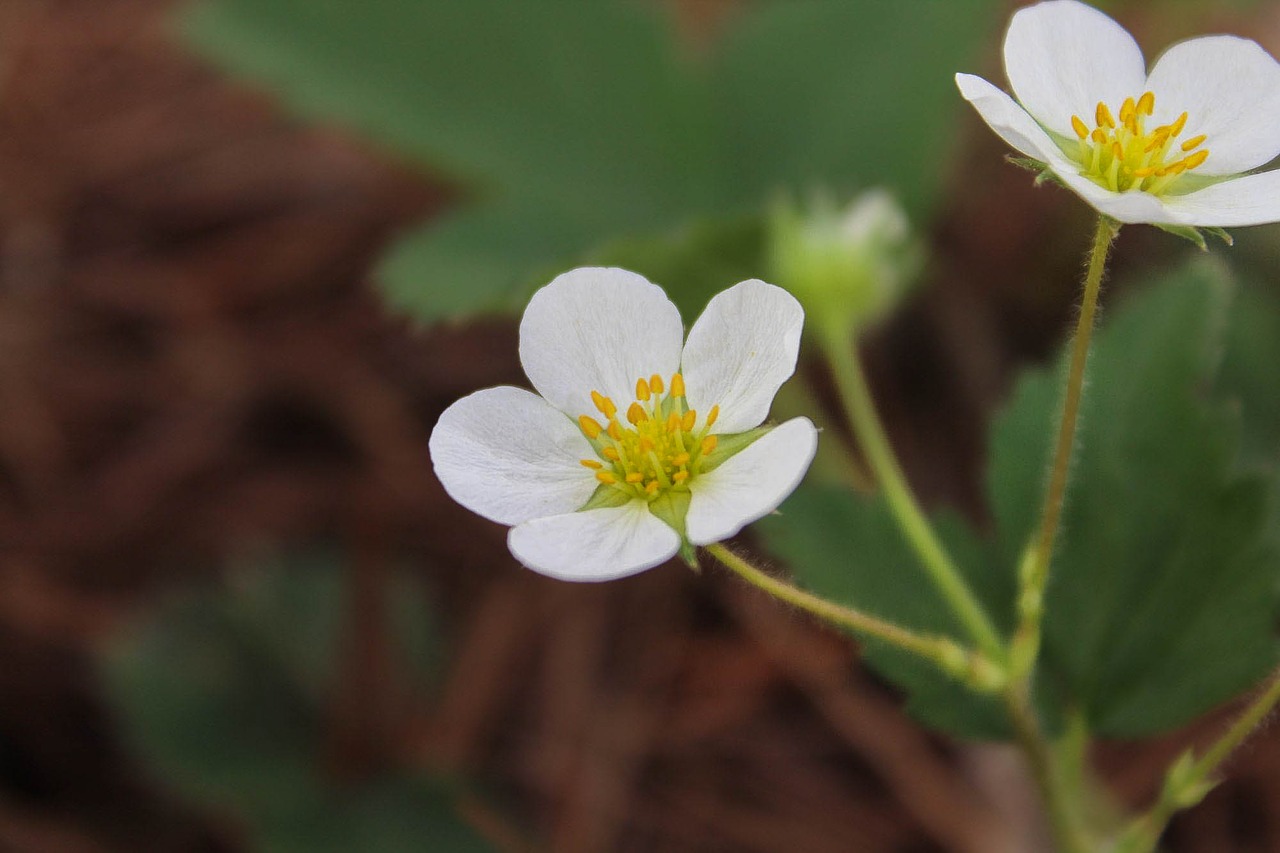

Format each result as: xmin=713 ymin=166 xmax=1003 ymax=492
xmin=680 ymin=280 xmax=804 ymax=434
xmin=507 ymin=501 xmax=680 ymax=582
xmin=1051 ymin=169 xmax=1182 ymax=224
xmin=1003 ymin=0 xmax=1147 ymax=137
xmin=956 ymin=73 xmax=1064 ymax=162
xmin=685 ymin=417 xmax=818 ymax=545
xmin=429 ymin=386 xmax=596 ymax=526
xmin=1162 ymin=170 xmax=1280 ymax=227
xmin=519 ymin=267 xmax=684 ymax=418
xmin=1144 ymin=36 xmax=1280 ymax=175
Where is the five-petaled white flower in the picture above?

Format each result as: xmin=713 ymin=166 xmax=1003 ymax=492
xmin=429 ymin=268 xmax=818 ymax=582
xmin=956 ymin=0 xmax=1280 ymax=227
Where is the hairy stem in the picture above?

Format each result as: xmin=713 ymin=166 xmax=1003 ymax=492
xmin=822 ymin=338 xmax=1004 ymax=658
xmin=705 ymin=543 xmax=1001 ymax=689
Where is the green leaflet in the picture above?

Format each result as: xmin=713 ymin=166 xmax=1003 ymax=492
xmin=102 ymin=551 xmax=496 ymax=852
xmin=179 ymin=0 xmax=1000 ymax=322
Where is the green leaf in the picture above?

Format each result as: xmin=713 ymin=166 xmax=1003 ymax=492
xmin=102 ymin=551 xmax=492 ymax=852
xmin=178 ymin=0 xmax=1002 ymax=321
xmin=990 ymin=259 xmax=1278 ymax=737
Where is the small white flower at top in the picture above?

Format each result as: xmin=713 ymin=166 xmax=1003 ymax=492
xmin=429 ymin=268 xmax=818 ymax=582
xmin=956 ymin=0 xmax=1280 ymax=227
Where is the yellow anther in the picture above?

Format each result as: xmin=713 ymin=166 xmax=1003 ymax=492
xmin=1132 ymin=167 xmax=1155 ymax=178
xmin=706 ymin=405 xmax=720 ymax=429
xmin=673 ymin=452 xmax=690 ymax=466
xmin=579 ymin=415 xmax=603 ymax=439
xmin=625 ymin=472 xmax=645 ymax=484
xmin=602 ymin=446 xmax=620 ymax=461
xmin=639 ymin=437 xmax=654 ymax=453
xmin=672 ymin=471 xmax=689 ymax=483
xmin=627 ymin=402 xmax=648 ymax=424
xmin=1095 ymin=101 xmax=1114 ymax=128
xmin=596 ymin=471 xmax=617 ymax=485
xmin=607 ymin=420 xmax=623 ymax=441
xmin=1181 ymin=134 xmax=1206 ymax=152
xmin=1137 ymin=91 xmax=1155 ymax=115
xmin=1111 ymin=142 xmax=1124 ymax=160
xmin=1170 ymin=112 xmax=1188 ymax=136
xmin=645 ymin=480 xmax=659 ymax=495
xmin=701 ymin=435 xmax=718 ymax=455
xmin=1119 ymin=96 xmax=1135 ymax=124
xmin=649 ymin=374 xmax=664 ymax=394
xmin=670 ymin=373 xmax=685 ymax=397
xmin=666 ymin=413 xmax=681 ymax=433
xmin=636 ymin=378 xmax=650 ymax=401
xmin=1091 ymin=129 xmax=1107 ymax=145
xmin=1144 ymin=129 xmax=1170 ymax=152
xmin=1183 ymin=149 xmax=1209 ymax=169
xmin=681 ymin=410 xmax=697 ymax=432
xmin=580 ymin=459 xmax=603 ymax=469
xmin=1071 ymin=115 xmax=1089 ymax=139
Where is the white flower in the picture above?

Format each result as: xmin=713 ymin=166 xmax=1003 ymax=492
xmin=956 ymin=0 xmax=1280 ymax=227
xmin=429 ymin=268 xmax=818 ymax=582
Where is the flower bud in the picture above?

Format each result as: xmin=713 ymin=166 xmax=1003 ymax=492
xmin=768 ymin=190 xmax=922 ymax=341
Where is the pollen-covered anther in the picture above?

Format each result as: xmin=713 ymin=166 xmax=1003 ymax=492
xmin=576 ymin=372 xmax=724 ymax=501
xmin=1071 ymin=92 xmax=1209 ymax=195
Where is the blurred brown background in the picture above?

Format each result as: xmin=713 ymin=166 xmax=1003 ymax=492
xmin=3 ymin=0 xmax=1280 ymax=851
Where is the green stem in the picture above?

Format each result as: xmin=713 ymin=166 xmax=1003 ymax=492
xmin=705 ymin=543 xmax=1002 ymax=690
xmin=822 ymin=338 xmax=1004 ymax=659
xmin=1120 ymin=665 xmax=1280 ymax=853
xmin=1015 ymin=217 xmax=1118 ymax=655
xmin=1005 ymin=686 xmax=1092 ymax=853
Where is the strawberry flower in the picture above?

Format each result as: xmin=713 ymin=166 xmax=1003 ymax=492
xmin=956 ymin=0 xmax=1280 ymax=227
xmin=429 ymin=268 xmax=818 ymax=582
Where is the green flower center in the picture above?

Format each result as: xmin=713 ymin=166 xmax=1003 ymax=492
xmin=1070 ymin=91 xmax=1208 ymax=195
xmin=577 ymin=372 xmax=719 ymax=501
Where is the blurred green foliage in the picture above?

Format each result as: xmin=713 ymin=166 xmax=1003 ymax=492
xmin=762 ymin=262 xmax=1280 ymax=740
xmin=102 ymin=552 xmax=494 ymax=852
xmin=179 ymin=0 xmax=1000 ymax=320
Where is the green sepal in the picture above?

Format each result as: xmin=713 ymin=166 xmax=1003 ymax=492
xmin=578 ymin=483 xmax=632 ymax=511
xmin=701 ymin=425 xmax=772 ymax=473
xmin=1155 ymin=224 xmax=1234 ymax=252
xmin=1006 ymin=155 xmax=1047 ymax=174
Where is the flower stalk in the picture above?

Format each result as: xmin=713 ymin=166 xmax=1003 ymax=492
xmin=821 ymin=333 xmax=1005 ymax=660
xmin=1011 ymin=216 xmax=1117 ymax=674
xmin=705 ymin=543 xmax=1004 ymax=691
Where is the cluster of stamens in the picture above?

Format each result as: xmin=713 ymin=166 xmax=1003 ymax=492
xmin=1070 ymin=91 xmax=1208 ymax=194
xmin=577 ymin=373 xmax=719 ymax=501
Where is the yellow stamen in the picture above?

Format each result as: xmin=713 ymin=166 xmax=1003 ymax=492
xmin=639 ymin=437 xmax=654 ymax=453
xmin=649 ymin=374 xmax=664 ymax=394
xmin=1119 ymin=96 xmax=1135 ymax=125
xmin=1183 ymin=149 xmax=1209 ymax=169
xmin=670 ymin=373 xmax=685 ymax=397
xmin=578 ymin=415 xmax=602 ymax=439
xmin=666 ymin=413 xmax=681 ymax=433
xmin=625 ymin=472 xmax=645 ymax=484
xmin=701 ymin=435 xmax=718 ymax=455
xmin=627 ymin=402 xmax=648 ymax=424
xmin=1096 ymin=101 xmax=1114 ymax=128
xmin=672 ymin=471 xmax=689 ymax=483
xmin=1091 ymin=128 xmax=1108 ymax=145
xmin=580 ymin=459 xmax=603 ymax=469
xmin=1170 ymin=112 xmax=1188 ymax=136
xmin=645 ymin=480 xmax=659 ymax=495
xmin=596 ymin=471 xmax=617 ymax=485
xmin=1181 ymin=134 xmax=1206 ymax=152
xmin=1071 ymin=115 xmax=1089 ymax=139
xmin=673 ymin=452 xmax=690 ymax=466
xmin=602 ymin=446 xmax=620 ymax=461
xmin=1137 ymin=91 xmax=1155 ymax=115
xmin=635 ymin=378 xmax=650 ymax=401
xmin=607 ymin=420 xmax=623 ymax=441
xmin=706 ymin=405 xmax=720 ymax=429
xmin=681 ymin=410 xmax=697 ymax=432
